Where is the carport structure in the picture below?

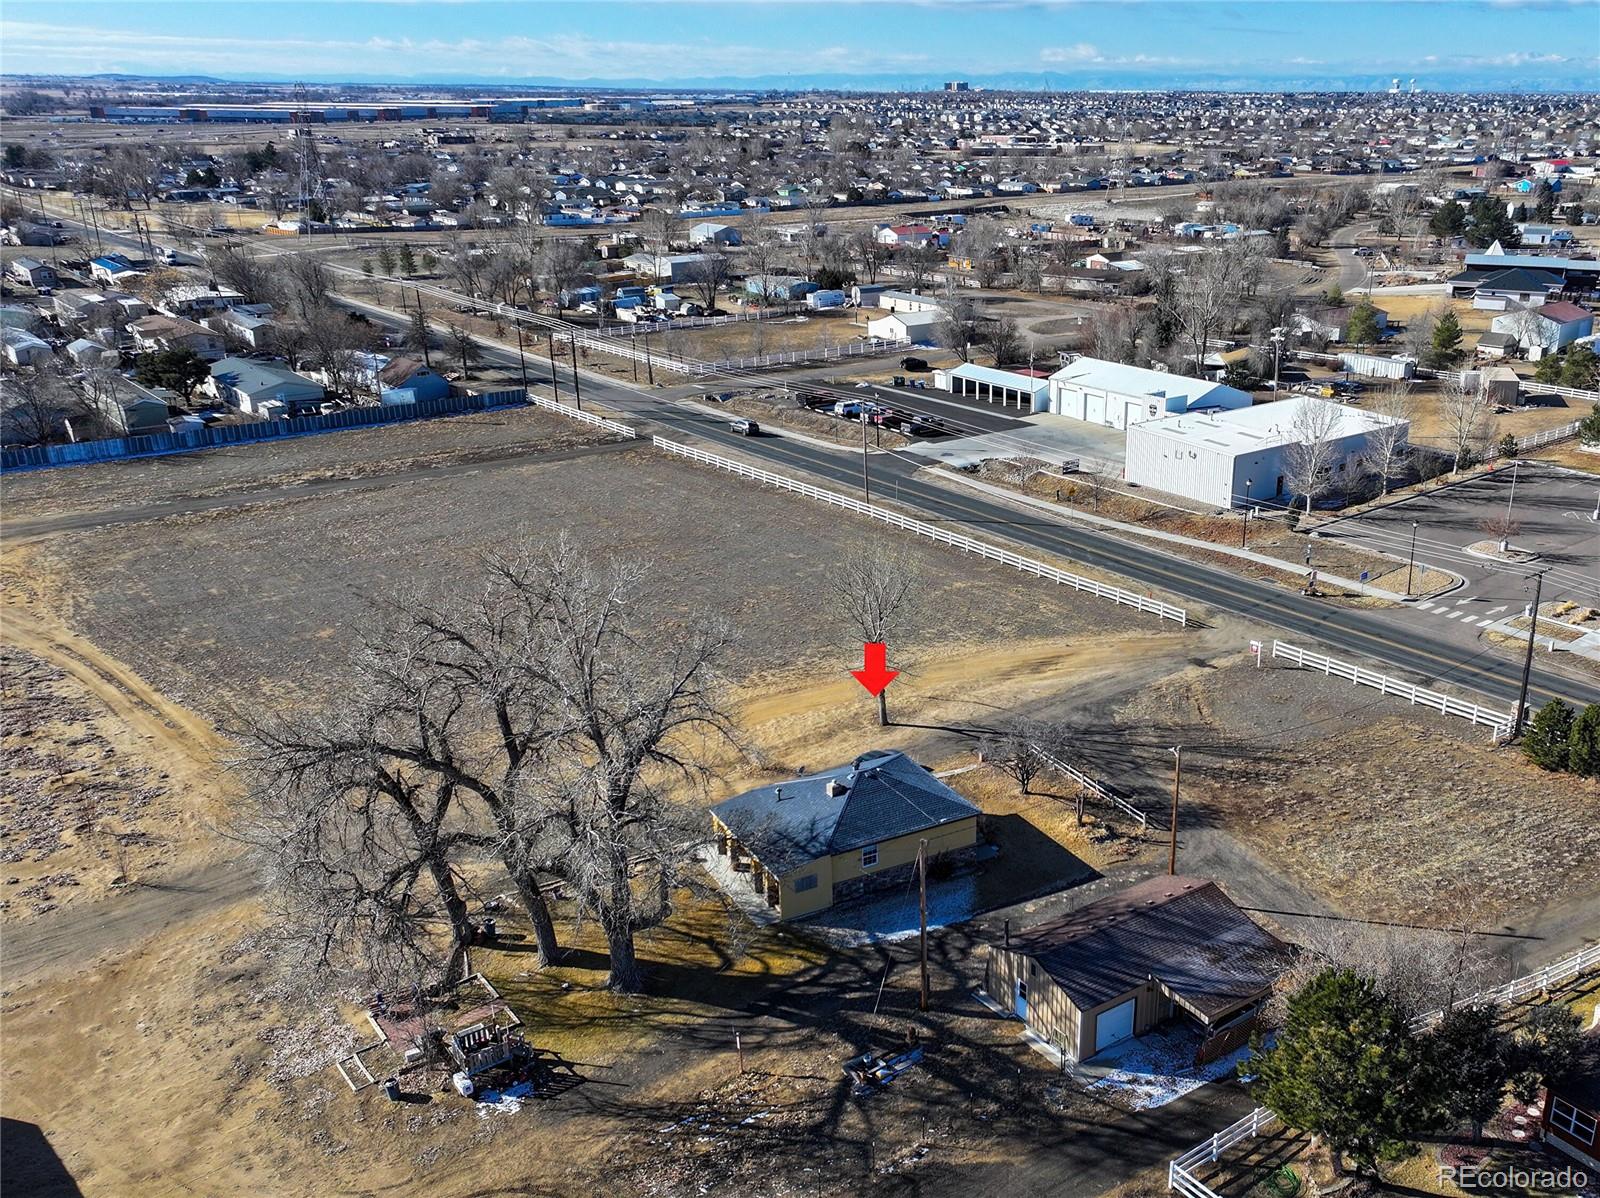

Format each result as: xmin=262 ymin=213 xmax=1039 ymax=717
xmin=934 ymin=362 xmax=1051 ymax=411
xmin=983 ymin=876 xmax=1291 ymax=1065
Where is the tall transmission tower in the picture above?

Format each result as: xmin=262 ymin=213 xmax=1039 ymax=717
xmin=290 ymin=82 xmax=319 ymax=220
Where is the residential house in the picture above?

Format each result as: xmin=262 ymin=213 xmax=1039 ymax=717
xmin=1470 ymin=266 xmax=1568 ymax=311
xmin=688 ymin=221 xmax=740 ymax=247
xmin=1542 ymin=1031 xmax=1600 ymax=1172
xmin=875 ymin=223 xmax=938 ymax=248
xmin=709 ymin=750 xmax=981 ymax=920
xmin=866 ymin=309 xmax=942 ymax=345
xmin=876 ymin=290 xmax=945 ymax=315
xmin=1490 ymin=301 xmax=1594 ymax=356
xmin=129 ymin=316 xmax=226 ymax=362
xmin=1515 ymin=224 xmax=1575 ymax=248
xmin=982 ymin=875 xmax=1291 ymax=1064
xmin=1293 ymin=304 xmax=1390 ymax=343
xmin=378 ymin=355 xmax=450 ymax=404
xmin=207 ymin=357 xmax=325 ymax=416
xmin=1 ymin=327 xmax=52 ymax=367
xmin=1475 ymin=331 xmax=1520 ymax=359
xmin=157 ymin=284 xmax=245 ymax=320
xmin=8 ymin=257 xmax=57 ymax=289
xmin=745 ymin=275 xmax=816 ymax=302
xmin=65 ymin=337 xmax=119 ymax=367
xmin=89 ymin=254 xmax=143 ymax=287
xmin=204 ymin=306 xmax=275 ymax=349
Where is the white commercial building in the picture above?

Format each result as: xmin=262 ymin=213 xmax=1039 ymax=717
xmin=1124 ymin=397 xmax=1408 ymax=510
xmin=1047 ymin=357 xmax=1251 ymax=430
xmin=934 ymin=362 xmax=1050 ymax=409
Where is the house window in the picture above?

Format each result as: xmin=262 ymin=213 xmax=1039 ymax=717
xmin=794 ymin=874 xmax=818 ymax=893
xmin=860 ymin=845 xmax=879 ymax=869
xmin=1550 ymin=1096 xmax=1597 ymax=1145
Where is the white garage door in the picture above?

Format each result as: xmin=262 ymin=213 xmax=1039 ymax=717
xmin=1094 ymin=997 xmax=1136 ymax=1054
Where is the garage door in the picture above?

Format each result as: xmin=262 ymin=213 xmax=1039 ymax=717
xmin=1094 ymin=998 xmax=1136 ymax=1054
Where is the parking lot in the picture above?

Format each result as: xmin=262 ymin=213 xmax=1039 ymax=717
xmin=1319 ymin=463 xmax=1600 ymax=614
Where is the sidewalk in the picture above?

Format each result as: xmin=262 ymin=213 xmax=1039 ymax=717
xmin=932 ymin=467 xmax=1422 ymax=602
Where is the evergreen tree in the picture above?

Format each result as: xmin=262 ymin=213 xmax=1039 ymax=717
xmin=377 ymin=244 xmax=396 ymax=276
xmin=1567 ymin=703 xmax=1600 ymax=778
xmin=1535 ymin=352 xmax=1566 ymax=385
xmin=1346 ymin=300 xmax=1382 ymax=346
xmin=1532 ymin=181 xmax=1557 ymax=222
xmin=1428 ymin=203 xmax=1466 ymax=238
xmin=397 ymin=243 xmax=418 ymax=276
xmin=1578 ymin=402 xmax=1600 ymax=449
xmin=1510 ymin=1004 xmax=1584 ymax=1103
xmin=1323 ymin=283 xmax=1345 ymax=308
xmin=1427 ymin=1005 xmax=1511 ymax=1143
xmin=1466 ymin=195 xmax=1520 ymax=249
xmin=1253 ymin=969 xmax=1426 ymax=1174
xmin=1427 ymin=309 xmax=1464 ymax=368
xmin=1560 ymin=344 xmax=1598 ymax=390
xmin=1522 ymin=699 xmax=1574 ymax=770
xmin=133 ymin=347 xmax=209 ymax=401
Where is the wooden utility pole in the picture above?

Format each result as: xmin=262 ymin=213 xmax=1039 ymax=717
xmin=568 ymin=334 xmax=583 ymax=410
xmin=917 ymin=839 xmax=929 ymax=1012
xmin=861 ymin=411 xmax=872 ymax=502
xmin=1168 ymin=746 xmax=1182 ymax=875
xmin=546 ymin=332 xmax=560 ymax=401
xmin=734 ymin=1029 xmax=745 ymax=1075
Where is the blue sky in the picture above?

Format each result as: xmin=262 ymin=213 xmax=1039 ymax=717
xmin=1 ymin=1 xmax=1596 ymax=89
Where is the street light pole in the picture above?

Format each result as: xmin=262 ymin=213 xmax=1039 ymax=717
xmin=1513 ymin=570 xmax=1544 ymax=737
xmin=1405 ymin=521 xmax=1419 ymax=596
xmin=1241 ymin=479 xmax=1253 ymax=548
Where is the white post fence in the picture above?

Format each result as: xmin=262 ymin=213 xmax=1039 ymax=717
xmin=523 ymin=392 xmax=637 ymax=439
xmin=1270 ymin=640 xmax=1517 ymax=740
xmin=1168 ymin=941 xmax=1600 ymax=1197
xmin=650 ymin=436 xmax=1188 ymax=626
xmin=1036 ymin=748 xmax=1152 ymax=830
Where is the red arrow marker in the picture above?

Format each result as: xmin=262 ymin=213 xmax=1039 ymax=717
xmin=850 ymin=642 xmax=899 ymax=697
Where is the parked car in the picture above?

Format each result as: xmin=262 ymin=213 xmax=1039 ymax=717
xmin=730 ymin=417 xmax=759 ymax=436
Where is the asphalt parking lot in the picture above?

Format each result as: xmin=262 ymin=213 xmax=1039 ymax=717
xmin=1319 ymin=463 xmax=1600 ymax=614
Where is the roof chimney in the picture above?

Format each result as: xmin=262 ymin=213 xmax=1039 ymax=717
xmin=825 ymin=779 xmax=849 ymax=798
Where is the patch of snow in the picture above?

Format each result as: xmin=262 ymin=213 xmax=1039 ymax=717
xmin=475 ymin=1079 xmax=534 ymax=1117
xmin=1083 ymin=1026 xmax=1250 ymax=1111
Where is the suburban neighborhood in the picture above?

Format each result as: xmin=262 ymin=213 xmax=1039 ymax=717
xmin=2 ymin=3 xmax=1599 ymax=1198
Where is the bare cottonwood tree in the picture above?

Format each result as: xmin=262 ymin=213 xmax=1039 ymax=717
xmin=1438 ymin=374 xmax=1495 ymax=473
xmin=538 ymin=239 xmax=594 ymax=313
xmin=1282 ymin=398 xmax=1344 ymax=516
xmin=683 ymin=252 xmax=729 ymax=313
xmin=1359 ymin=382 xmax=1416 ymax=494
xmin=903 ymin=243 xmax=943 ymax=291
xmin=851 ymin=229 xmax=890 ymax=285
xmin=988 ymin=315 xmax=1023 ymax=368
xmin=1089 ymin=303 xmax=1143 ymax=365
xmin=639 ymin=207 xmax=675 ymax=254
xmin=828 ymin=544 xmax=922 ymax=726
xmin=981 ymin=720 xmax=1059 ymax=795
xmin=935 ymin=294 xmax=985 ymax=362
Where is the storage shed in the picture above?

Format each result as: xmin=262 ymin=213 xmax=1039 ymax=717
xmin=984 ymin=876 xmax=1290 ymax=1064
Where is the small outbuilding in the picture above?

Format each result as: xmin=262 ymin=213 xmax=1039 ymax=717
xmin=935 ymin=362 xmax=1051 ymax=410
xmin=866 ymin=309 xmax=942 ymax=345
xmin=709 ymin=750 xmax=981 ymax=920
xmin=1542 ymin=1030 xmax=1600 ymax=1171
xmin=984 ymin=875 xmax=1290 ymax=1065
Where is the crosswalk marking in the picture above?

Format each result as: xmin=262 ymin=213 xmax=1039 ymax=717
xmin=1418 ymin=602 xmax=1435 ymax=611
xmin=1477 ymin=619 xmax=1494 ymax=628
xmin=1445 ymin=610 xmax=1463 ymax=619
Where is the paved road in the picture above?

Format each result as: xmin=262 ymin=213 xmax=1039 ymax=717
xmin=325 ymin=290 xmax=1600 ymax=713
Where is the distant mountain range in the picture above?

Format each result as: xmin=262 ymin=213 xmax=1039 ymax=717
xmin=19 ymin=68 xmax=1599 ymax=94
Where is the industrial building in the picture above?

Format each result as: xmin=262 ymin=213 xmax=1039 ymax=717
xmin=1123 ymin=396 xmax=1408 ymax=509
xmin=1048 ymin=357 xmax=1251 ymax=430
xmin=88 ymin=97 xmax=582 ymax=124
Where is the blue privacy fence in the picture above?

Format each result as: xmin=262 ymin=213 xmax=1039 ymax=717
xmin=1 ymin=389 xmax=529 ymax=472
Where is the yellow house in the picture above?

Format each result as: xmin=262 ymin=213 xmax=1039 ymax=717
xmin=709 ymin=750 xmax=981 ymax=921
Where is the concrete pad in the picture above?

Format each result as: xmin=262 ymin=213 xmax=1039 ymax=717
xmin=903 ymin=413 xmax=1127 ymax=469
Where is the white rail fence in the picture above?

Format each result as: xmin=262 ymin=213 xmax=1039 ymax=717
xmin=523 ymin=392 xmax=637 ymax=439
xmin=1484 ymin=417 xmax=1586 ymax=463
xmin=1169 ymin=941 xmax=1600 ymax=1198
xmin=1270 ymin=640 xmax=1517 ymax=740
xmin=1036 ymin=748 xmax=1153 ymax=830
xmin=701 ymin=337 xmax=911 ymax=374
xmin=650 ymin=437 xmax=1188 ymax=626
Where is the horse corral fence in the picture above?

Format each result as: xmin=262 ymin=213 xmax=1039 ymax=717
xmin=1270 ymin=640 xmax=1517 ymax=740
xmin=1 ymin=388 xmax=530 ymax=472
xmin=649 ymin=437 xmax=1188 ymax=626
xmin=1036 ymin=747 xmax=1153 ymax=830
xmin=1169 ymin=941 xmax=1600 ymax=1198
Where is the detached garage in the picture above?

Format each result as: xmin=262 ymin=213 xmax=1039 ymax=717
xmin=983 ymin=876 xmax=1290 ymax=1065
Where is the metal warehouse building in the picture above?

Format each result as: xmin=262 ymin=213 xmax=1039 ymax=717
xmin=1048 ymin=357 xmax=1251 ymax=431
xmin=1124 ymin=396 xmax=1409 ymax=510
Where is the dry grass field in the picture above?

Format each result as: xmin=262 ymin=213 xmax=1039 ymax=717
xmin=4 ymin=410 xmax=1599 ymax=1198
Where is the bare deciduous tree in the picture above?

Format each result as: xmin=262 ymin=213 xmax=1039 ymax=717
xmin=981 ymin=720 xmax=1058 ymax=795
xmin=1283 ymin=398 xmax=1344 ymax=516
xmin=851 ymin=229 xmax=890 ymax=285
xmin=935 ymin=294 xmax=985 ymax=362
xmin=1438 ymin=374 xmax=1495 ymax=473
xmin=827 ymin=544 xmax=922 ymax=726
xmin=683 ymin=252 xmax=729 ymax=313
xmin=1359 ymin=382 xmax=1415 ymax=494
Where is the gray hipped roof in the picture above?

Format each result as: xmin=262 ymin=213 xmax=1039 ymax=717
xmin=711 ymin=750 xmax=980 ymax=876
xmin=1006 ymin=876 xmax=1291 ymax=1021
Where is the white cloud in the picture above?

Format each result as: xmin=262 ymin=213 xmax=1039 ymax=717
xmin=1039 ymin=43 xmax=1102 ymax=63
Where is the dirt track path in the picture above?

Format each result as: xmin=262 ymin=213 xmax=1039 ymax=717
xmin=2 ymin=577 xmax=250 ymax=984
